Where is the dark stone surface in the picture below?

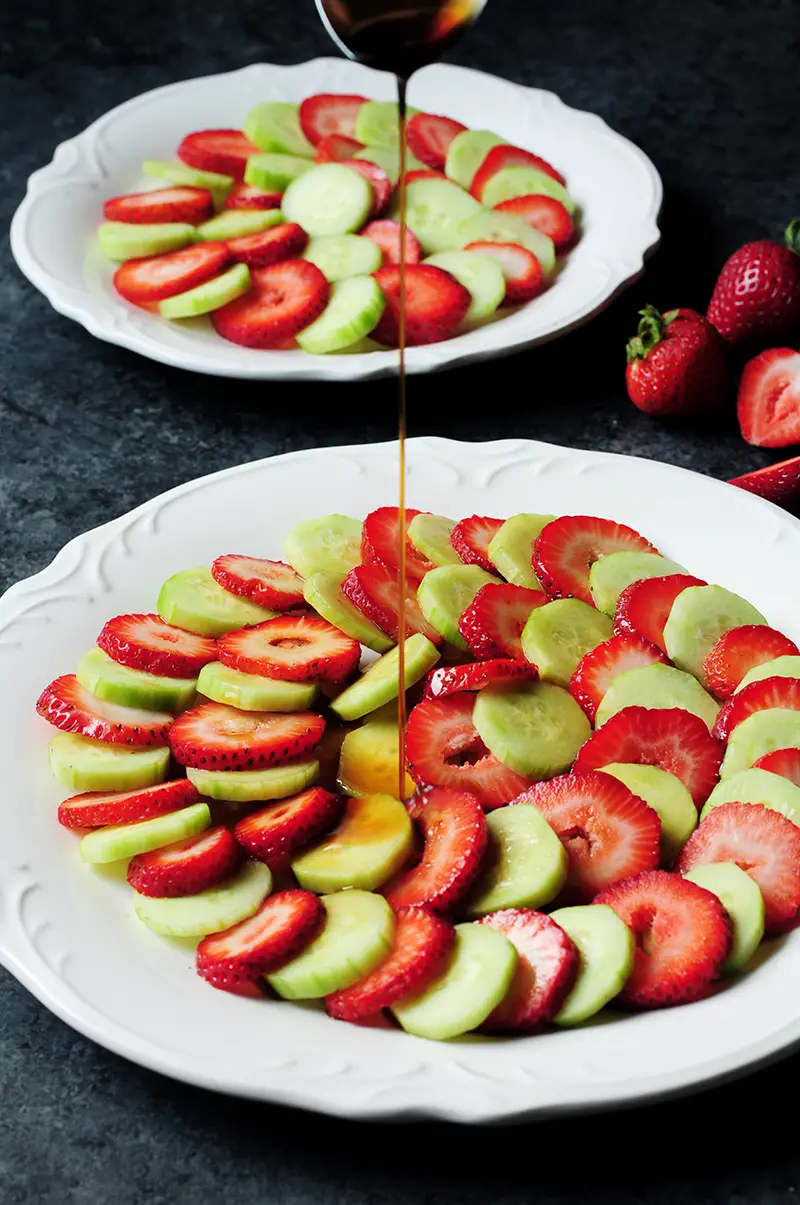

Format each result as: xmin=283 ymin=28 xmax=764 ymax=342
xmin=1 ymin=0 xmax=799 ymax=1199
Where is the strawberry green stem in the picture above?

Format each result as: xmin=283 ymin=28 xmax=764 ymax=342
xmin=626 ymin=304 xmax=678 ymax=362
xmin=786 ymin=218 xmax=800 ymax=255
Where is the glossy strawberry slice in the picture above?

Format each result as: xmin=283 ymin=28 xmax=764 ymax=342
xmin=702 ymin=625 xmax=799 ymax=698
xmin=225 ymin=182 xmax=282 ymax=210
xmin=339 ymin=158 xmax=392 ymax=217
xmin=405 ymin=169 xmax=446 ymax=184
xmin=217 ymin=614 xmax=360 ymax=682
xmin=299 ymin=93 xmax=368 ymax=144
xmin=211 ymin=555 xmax=305 ymax=610
xmin=458 ymin=582 xmax=546 ymax=660
xmin=753 ymin=747 xmax=800 ymax=786
xmin=113 ymin=243 xmax=233 ymax=305
xmin=233 ymin=787 xmax=343 ymax=868
xmin=494 ymin=195 xmax=575 ymax=251
xmin=372 ymin=264 xmax=471 ymax=347
xmin=104 ymin=186 xmax=213 ymax=226
xmin=729 ymin=454 xmax=800 ymax=508
xmin=569 ymin=634 xmax=668 ymax=721
xmin=384 ymin=787 xmax=488 ymax=912
xmin=342 ymin=563 xmax=440 ymax=642
xmin=98 ymin=613 xmax=217 ymax=678
xmin=470 ymin=143 xmax=566 ymax=200
xmin=226 ymin=222 xmax=308 ymax=269
xmin=614 ymin=574 xmax=706 ymax=650
xmin=713 ymin=675 xmax=800 ymax=742
xmin=480 ymin=910 xmax=578 ymax=1032
xmin=450 ymin=515 xmax=504 ymax=572
xmin=36 ymin=675 xmax=171 ymax=746
xmin=533 ymin=516 xmax=657 ymax=605
xmin=423 ymin=658 xmax=537 ymax=700
xmin=361 ymin=506 xmax=434 ymax=583
xmin=168 ymin=702 xmax=325 ymax=770
xmin=463 ymin=240 xmax=545 ymax=306
xmin=406 ymin=112 xmax=468 ymax=170
xmin=361 ymin=219 xmax=422 ymax=267
xmin=212 ymin=260 xmax=329 ymax=349
xmin=197 ymin=889 xmax=324 ymax=990
xmin=57 ymin=779 xmax=199 ymax=830
xmin=127 ymin=825 xmax=239 ymax=898
xmin=177 ymin=128 xmax=259 ymax=179
xmin=737 ymin=348 xmax=800 ymax=448
xmin=314 ymin=133 xmax=364 ymax=162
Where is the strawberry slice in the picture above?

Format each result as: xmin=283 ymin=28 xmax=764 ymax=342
xmin=595 ymin=870 xmax=730 ymax=1007
xmin=127 ymin=825 xmax=240 ymax=898
xmin=713 ymin=675 xmax=800 ymax=742
xmin=479 ymin=910 xmax=579 ymax=1032
xmin=470 ymin=144 xmax=566 ymax=201
xmin=361 ymin=506 xmax=433 ymax=583
xmin=372 ymin=264 xmax=471 ymax=347
xmin=753 ymin=747 xmax=800 ymax=786
xmin=196 ymin=889 xmax=324 ymax=990
xmin=458 ymin=583 xmax=547 ymax=660
xmin=729 ymin=454 xmax=800 ymax=509
xmin=217 ymin=614 xmax=360 ymax=681
xmin=233 ymin=787 xmax=343 ymax=868
xmin=533 ymin=516 xmax=657 ymax=605
xmin=225 ymin=182 xmax=282 ymax=210
xmin=361 ymin=219 xmax=422 ymax=267
xmin=168 ymin=702 xmax=325 ymax=769
xmin=406 ymin=113 xmax=468 ymax=170
xmin=211 ymin=555 xmax=305 ymax=610
xmin=57 ymin=779 xmax=199 ymax=830
xmin=737 ymin=349 xmax=800 ymax=448
xmin=384 ymin=787 xmax=488 ymax=911
xmin=450 ymin=515 xmax=504 ymax=572
xmin=513 ymin=772 xmax=661 ymax=901
xmin=405 ymin=169 xmax=446 ymax=184
xmin=226 ymin=222 xmax=308 ymax=269
xmin=423 ymin=658 xmax=538 ymax=700
xmin=36 ymin=675 xmax=171 ymax=745
xmin=574 ymin=706 xmax=723 ymax=807
xmin=314 ymin=133 xmax=364 ymax=162
xmin=614 ymin=574 xmax=707 ymax=651
xmin=404 ymin=693 xmax=532 ymax=808
xmin=177 ymin=129 xmax=259 ymax=180
xmin=299 ymin=94 xmax=369 ymax=145
xmin=212 ymin=260 xmax=329 ymax=349
xmin=104 ymin=187 xmax=213 ymax=226
xmin=569 ymin=634 xmax=668 ymax=721
xmin=339 ymin=159 xmax=391 ymax=216
xmin=113 ymin=243 xmax=233 ymax=305
xmin=463 ymin=241 xmax=544 ymax=305
xmin=342 ymin=563 xmax=441 ymax=642
xmin=98 ymin=613 xmax=217 ymax=678
xmin=326 ymin=906 xmax=454 ymax=1020
xmin=702 ymin=625 xmax=799 ymax=698
xmin=494 ymin=196 xmax=575 ymax=251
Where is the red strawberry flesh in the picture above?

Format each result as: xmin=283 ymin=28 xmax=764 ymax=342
xmin=362 ymin=219 xmax=422 ymax=267
xmin=127 ymin=825 xmax=240 ymax=898
xmin=36 ymin=675 xmax=170 ymax=746
xmin=212 ymin=260 xmax=329 ymax=349
xmin=729 ymin=455 xmax=800 ymax=509
xmin=753 ymin=747 xmax=800 ymax=787
xmin=226 ymin=223 xmax=308 ymax=269
xmin=57 ymin=779 xmax=199 ymax=829
xmin=713 ymin=675 xmax=800 ymax=742
xmin=225 ymin=182 xmax=282 ymax=210
xmin=338 ymin=158 xmax=391 ymax=216
xmin=423 ymin=658 xmax=537 ymax=700
xmin=361 ymin=506 xmax=433 ymax=583
xmin=458 ymin=582 xmax=546 ymax=660
xmin=196 ymin=888 xmax=324 ymax=989
xmin=217 ymin=614 xmax=360 ymax=681
xmin=104 ymin=187 xmax=213 ymax=226
xmin=470 ymin=143 xmax=566 ymax=200
xmin=177 ymin=128 xmax=259 ymax=180
xmin=463 ymin=240 xmax=544 ymax=306
xmin=98 ymin=613 xmax=217 ymax=678
xmin=113 ymin=243 xmax=233 ymax=306
xmin=372 ymin=264 xmax=471 ymax=347
xmin=569 ymin=634 xmax=668 ymax=721
xmin=702 ymin=625 xmax=799 ymax=698
xmin=406 ymin=113 xmax=468 ymax=171
xmin=450 ymin=515 xmax=503 ymax=572
xmin=614 ymin=574 xmax=706 ymax=651
xmin=736 ymin=349 xmax=800 ymax=448
xmin=314 ymin=133 xmax=364 ymax=162
xmin=211 ymin=555 xmax=305 ymax=610
xmin=168 ymin=701 xmax=325 ymax=770
xmin=299 ymin=94 xmax=368 ymax=145
xmin=384 ymin=787 xmax=488 ymax=912
xmin=233 ymin=787 xmax=343 ymax=868
xmin=533 ymin=515 xmax=657 ymax=605
xmin=493 ymin=195 xmax=574 ymax=251
xmin=479 ymin=910 xmax=579 ymax=1032
xmin=342 ymin=563 xmax=441 ymax=642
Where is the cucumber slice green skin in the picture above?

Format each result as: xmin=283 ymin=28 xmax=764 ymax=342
xmin=488 ymin=514 xmax=556 ymax=589
xmin=157 ymin=566 xmax=276 ymax=638
xmin=194 ymin=209 xmax=284 ymax=242
xmin=80 ymin=802 xmax=210 ymax=865
xmin=291 ymin=794 xmax=414 ymax=893
xmin=159 ymin=263 xmax=251 ymax=319
xmin=284 ymin=515 xmax=363 ymax=580
xmin=682 ymin=862 xmax=765 ymax=975
xmin=407 ymin=514 xmax=461 ymax=567
xmin=296 ymin=276 xmax=386 ymax=355
xmin=354 ymin=101 xmax=420 ymax=148
xmin=465 ymin=804 xmax=568 ymax=916
xmin=417 ymin=564 xmax=499 ymax=650
xmin=330 ymin=634 xmax=440 ymax=722
xmin=77 ymin=647 xmax=197 ymax=713
xmin=700 ymin=768 xmax=800 ymax=827
xmin=401 ymin=178 xmax=484 ymax=255
xmin=481 ymin=165 xmax=577 ymax=215
xmin=720 ymin=709 xmax=800 ymax=779
xmin=244 ymin=101 xmax=315 ymax=157
xmin=303 ymin=235 xmax=382 ymax=283
xmin=424 ymin=252 xmax=506 ymax=322
xmin=302 ymin=571 xmax=393 ymax=654
xmin=599 ymin=763 xmax=697 ymax=866
xmin=135 ymin=860 xmax=272 ymax=939
xmin=197 ymin=662 xmax=318 ymax=712
xmin=736 ymin=655 xmax=800 ymax=693
xmin=187 ymin=760 xmax=319 ymax=803
xmin=521 ymin=598 xmax=614 ymax=688
xmin=243 ymin=153 xmax=313 ymax=193
xmin=473 ymin=680 xmax=591 ymax=780
xmin=595 ymin=662 xmax=720 ymax=732
xmin=588 ymin=553 xmax=686 ymax=617
xmin=445 ymin=130 xmax=507 ymax=189
xmin=337 ymin=717 xmax=417 ymax=800
xmin=49 ymin=734 xmax=170 ymax=793
xmin=98 ymin=222 xmax=195 ymax=262
xmin=551 ymin=905 xmax=636 ymax=1026
xmin=282 ymin=164 xmax=373 ymax=237
xmin=142 ymin=159 xmax=234 ymax=206
xmin=663 ymin=585 xmax=768 ymax=684
xmin=455 ymin=211 xmax=556 ymax=276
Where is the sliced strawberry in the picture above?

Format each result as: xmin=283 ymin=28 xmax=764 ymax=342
xmin=339 ymin=159 xmax=391 ymax=216
xmin=212 ymin=259 xmax=329 ymax=348
xmin=470 ymin=144 xmax=566 ymax=201
xmin=372 ymin=264 xmax=471 ymax=347
xmin=406 ymin=113 xmax=468 ymax=171
xmin=127 ymin=826 xmax=239 ymax=898
xmin=574 ymin=706 xmax=723 ymax=807
xmin=737 ymin=348 xmax=800 ymax=448
xmin=405 ymin=693 xmax=532 ymax=808
xmin=177 ymin=129 xmax=259 ymax=180
xmin=754 ymin=747 xmax=800 ymax=786
xmin=211 ymin=555 xmax=305 ymax=610
xmin=98 ymin=613 xmax=217 ymax=678
xmin=196 ymin=889 xmax=324 ymax=990
xmin=168 ymin=702 xmax=324 ymax=769
xmin=494 ymin=195 xmax=575 ymax=252
xmin=405 ymin=169 xmax=446 ymax=184
xmin=57 ymin=779 xmax=199 ymax=830
xmin=384 ymin=787 xmax=488 ymax=912
xmin=423 ymin=658 xmax=537 ymax=700
xmin=104 ymin=186 xmax=213 ymax=226
xmin=361 ymin=506 xmax=434 ymax=583
xmin=361 ymin=219 xmax=422 ymax=267
xmin=217 ymin=614 xmax=360 ymax=682
xmin=479 ymin=910 xmax=579 ymax=1032
xmin=614 ymin=574 xmax=706 ymax=650
xmin=113 ymin=243 xmax=233 ymax=305
xmin=36 ymin=675 xmax=170 ymax=746
xmin=225 ymin=182 xmax=282 ymax=210
xmin=233 ymin=787 xmax=343 ymax=868
xmin=729 ymin=454 xmax=800 ymax=509
xmin=298 ymin=94 xmax=368 ymax=145
xmin=713 ymin=675 xmax=800 ymax=742
xmin=450 ymin=515 xmax=504 ymax=572
xmin=314 ymin=133 xmax=364 ymax=162
xmin=326 ymin=906 xmax=454 ymax=1020
xmin=533 ymin=515 xmax=658 ymax=605
xmin=342 ymin=563 xmax=441 ymax=642
xmin=458 ymin=582 xmax=547 ymax=660
xmin=596 ymin=869 xmax=730 ymax=1007
xmin=463 ymin=240 xmax=544 ymax=306
xmin=226 ymin=222 xmax=308 ymax=269
xmin=569 ymin=634 xmax=668 ymax=722
xmin=702 ymin=625 xmax=799 ymax=698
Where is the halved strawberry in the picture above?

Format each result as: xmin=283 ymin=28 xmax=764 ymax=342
xmin=614 ymin=574 xmax=707 ymax=651
xmin=702 ymin=625 xmax=799 ymax=698
xmin=326 ymin=906 xmax=454 ymax=1020
xmin=339 ymin=159 xmax=391 ymax=216
xmin=177 ymin=129 xmax=259 ymax=180
xmin=470 ymin=144 xmax=566 ymax=200
xmin=314 ymin=133 xmax=364 ymax=162
xmin=384 ymin=787 xmax=488 ymax=912
xmin=450 ymin=515 xmax=504 ymax=572
xmin=404 ymin=693 xmax=532 ymax=808
xmin=753 ymin=747 xmax=800 ymax=786
xmin=217 ymin=614 xmax=360 ymax=681
xmin=494 ymin=195 xmax=575 ymax=252
xmin=113 ymin=243 xmax=233 ymax=305
xmin=104 ymin=187 xmax=213 ymax=226
xmin=233 ymin=787 xmax=343 ymax=868
xmin=463 ymin=241 xmax=544 ymax=306
xmin=405 ymin=169 xmax=446 ymax=184
xmin=513 ymin=772 xmax=661 ymax=901
xmin=596 ymin=869 xmax=730 ymax=1007
xmin=729 ymin=455 xmax=800 ymax=509
xmin=127 ymin=825 xmax=239 ymax=898
xmin=372 ymin=264 xmax=471 ymax=347
xmin=168 ymin=702 xmax=325 ymax=769
xmin=458 ymin=582 xmax=547 ymax=660
xmin=569 ymin=634 xmax=668 ymax=721
xmin=57 ymin=779 xmax=199 ymax=830
xmin=574 ymin=706 xmax=723 ymax=807
xmin=423 ymin=659 xmax=537 ymax=700
xmin=212 ymin=260 xmax=329 ymax=349
xmin=36 ymin=676 xmax=170 ymax=746
xmin=211 ymin=555 xmax=305 ymax=610
xmin=479 ymin=910 xmax=578 ymax=1032
xmin=298 ymin=94 xmax=368 ymax=145
xmin=361 ymin=506 xmax=433 ymax=583
xmin=533 ymin=516 xmax=657 ymax=605
xmin=737 ymin=348 xmax=800 ymax=448
xmin=406 ymin=113 xmax=468 ymax=171
xmin=713 ymin=675 xmax=800 ymax=742
xmin=98 ymin=613 xmax=217 ymax=678
xmin=225 ymin=182 xmax=282 ymax=210
xmin=197 ymin=889 xmax=324 ymax=990
xmin=361 ymin=219 xmax=422 ymax=267
xmin=226 ymin=222 xmax=308 ymax=269
xmin=342 ymin=563 xmax=441 ymax=642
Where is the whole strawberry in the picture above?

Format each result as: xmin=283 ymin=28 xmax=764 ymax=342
xmin=707 ymin=218 xmax=800 ymax=349
xmin=625 ymin=305 xmax=730 ymax=417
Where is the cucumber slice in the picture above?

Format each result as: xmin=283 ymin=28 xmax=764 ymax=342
xmin=296 ymin=275 xmax=386 ymax=354
xmin=720 ymin=709 xmax=800 ymax=779
xmin=303 ymin=234 xmax=382 ymax=282
xmin=682 ymin=862 xmax=765 ymax=974
xmin=588 ymin=552 xmax=686 ymax=617
xmin=196 ymin=662 xmax=318 ymax=712
xmin=480 ymin=166 xmax=577 ymax=215
xmin=292 ymin=793 xmax=413 ymax=893
xmin=194 ymin=209 xmax=284 ymax=243
xmin=284 ymin=515 xmax=362 ymax=580
xmin=700 ymin=767 xmax=800 ymax=827
xmin=465 ymin=804 xmax=568 ymax=916
xmin=97 ymin=221 xmax=195 ymax=262
xmin=663 ymin=585 xmax=767 ymax=683
xmin=444 ymin=130 xmax=507 ymax=189
xmin=599 ymin=763 xmax=697 ymax=865
xmin=424 ymin=251 xmax=506 ymax=322
xmin=338 ymin=714 xmax=416 ymax=800
xmin=595 ymin=662 xmax=719 ymax=731
xmin=455 ymin=211 xmax=556 ymax=276
xmin=80 ymin=802 xmax=210 ymax=865
xmin=354 ymin=145 xmax=427 ymax=185
xmin=243 ymin=153 xmax=313 ymax=193
xmin=143 ymin=159 xmax=233 ymax=206
xmin=488 ymin=513 xmax=556 ymax=589
xmin=473 ymin=680 xmax=591 ymax=779
xmin=49 ymin=733 xmax=169 ymax=792
xmin=402 ymin=178 xmax=483 ymax=255
xmin=736 ymin=655 xmax=800 ymax=693
xmin=135 ymin=860 xmax=272 ymax=938
xmin=417 ymin=564 xmax=499 ymax=649
xmin=244 ymin=101 xmax=315 ymax=157
xmin=186 ymin=760 xmax=319 ymax=803
xmin=391 ymin=922 xmax=518 ymax=1040
xmin=159 ymin=263 xmax=251 ymax=319
xmin=330 ymin=634 xmax=440 ymax=722
xmin=551 ymin=904 xmax=635 ymax=1026
xmin=407 ymin=513 xmax=461 ymax=567
xmin=302 ymin=571 xmax=393 ymax=653
xmin=157 ymin=566 xmax=276 ymax=638
xmin=520 ymin=598 xmax=614 ymax=688
xmin=267 ymin=890 xmax=395 ymax=999
xmin=354 ymin=101 xmax=420 ymax=148
xmin=77 ymin=647 xmax=196 ymax=713
xmin=282 ymin=164 xmax=373 ymax=237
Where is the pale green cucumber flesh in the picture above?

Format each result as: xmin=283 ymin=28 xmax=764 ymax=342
xmin=283 ymin=515 xmax=362 ymax=579
xmin=291 ymin=794 xmax=413 ymax=892
xmin=521 ymin=598 xmax=614 ymax=688
xmin=142 ymin=159 xmax=234 ymax=204
xmin=454 ymin=211 xmax=556 ymax=276
xmin=197 ymin=662 xmax=318 ymax=712
xmin=682 ymin=862 xmax=765 ymax=974
xmin=354 ymin=144 xmax=427 ymax=185
xmin=481 ymin=165 xmax=577 ymax=214
xmin=588 ymin=552 xmax=686 ymax=617
xmin=135 ymin=860 xmax=272 ymax=938
xmin=77 ymin=647 xmax=196 ymax=713
xmin=49 ymin=734 xmax=169 ymax=792
xmin=551 ymin=905 xmax=635 ymax=1025
xmin=736 ymin=655 xmax=800 ymax=693
xmin=417 ymin=564 xmax=499 ymax=650
xmin=186 ymin=760 xmax=319 ymax=803
xmin=157 ymin=566 xmax=276 ymax=638
xmin=159 ymin=263 xmax=251 ymax=319
xmin=473 ymin=680 xmax=591 ymax=779
xmin=401 ymin=178 xmax=483 ymax=255
xmin=98 ymin=221 xmax=195 ymax=261
xmin=244 ymin=101 xmax=315 ymax=157
xmin=487 ymin=513 xmax=556 ymax=588
xmin=663 ymin=585 xmax=767 ymax=683
xmin=330 ymin=634 xmax=440 ymax=722
xmin=599 ymin=763 xmax=697 ymax=865
xmin=354 ymin=100 xmax=420 ymax=148
xmin=444 ymin=129 xmax=507 ymax=189
xmin=465 ymin=804 xmax=568 ymax=916
xmin=194 ymin=209 xmax=284 ymax=241
xmin=700 ymin=768 xmax=800 ymax=827
xmin=424 ymin=251 xmax=506 ymax=321
xmin=302 ymin=571 xmax=393 ymax=653
xmin=720 ymin=709 xmax=800 ymax=779
xmin=296 ymin=275 xmax=386 ymax=354
xmin=303 ymin=234 xmax=382 ymax=282
xmin=595 ymin=662 xmax=719 ymax=731
xmin=243 ymin=153 xmax=313 ymax=193
xmin=407 ymin=513 xmax=461 ymax=567
xmin=80 ymin=802 xmax=210 ymax=864
xmin=282 ymin=164 xmax=373 ymax=237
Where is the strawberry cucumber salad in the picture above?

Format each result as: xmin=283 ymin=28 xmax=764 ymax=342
xmin=96 ymin=94 xmax=577 ymax=353
xmin=37 ymin=507 xmax=800 ymax=1040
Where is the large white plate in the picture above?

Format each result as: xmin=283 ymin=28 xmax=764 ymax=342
xmin=2 ymin=436 xmax=798 ymax=1123
xmin=10 ymin=59 xmax=661 ymax=381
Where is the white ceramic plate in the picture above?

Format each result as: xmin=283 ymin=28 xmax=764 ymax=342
xmin=2 ymin=436 xmax=800 ymax=1122
xmin=10 ymin=59 xmax=661 ymax=381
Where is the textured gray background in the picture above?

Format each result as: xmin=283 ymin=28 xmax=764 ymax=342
xmin=2 ymin=0 xmax=799 ymax=1199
